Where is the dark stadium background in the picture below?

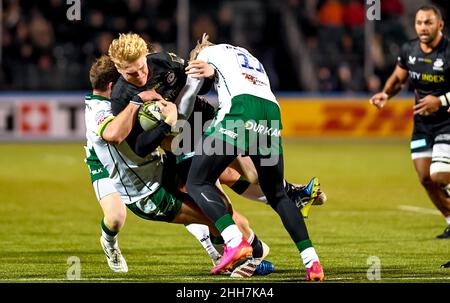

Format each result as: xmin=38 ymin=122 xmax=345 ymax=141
xmin=1 ymin=0 xmax=448 ymax=92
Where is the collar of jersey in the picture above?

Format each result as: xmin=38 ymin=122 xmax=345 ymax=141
xmin=86 ymin=93 xmax=110 ymax=101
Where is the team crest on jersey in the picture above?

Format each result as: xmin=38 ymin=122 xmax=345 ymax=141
xmin=433 ymin=58 xmax=444 ymax=71
xmin=166 ymin=71 xmax=176 ymax=85
xmin=408 ymin=56 xmax=416 ymax=65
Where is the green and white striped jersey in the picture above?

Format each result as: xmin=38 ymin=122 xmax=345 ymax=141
xmin=84 ymin=94 xmax=163 ymax=204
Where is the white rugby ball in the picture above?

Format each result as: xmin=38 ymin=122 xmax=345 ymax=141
xmin=138 ymin=102 xmax=164 ymax=131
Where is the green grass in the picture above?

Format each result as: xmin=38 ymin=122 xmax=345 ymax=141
xmin=0 ymin=141 xmax=449 ymax=283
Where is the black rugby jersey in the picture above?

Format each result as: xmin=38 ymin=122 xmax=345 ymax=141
xmin=110 ymin=51 xmax=214 ymax=156
xmin=111 ymin=51 xmax=187 ymax=116
xmin=110 ymin=52 xmax=187 ymax=152
xmin=397 ymin=37 xmax=450 ymax=128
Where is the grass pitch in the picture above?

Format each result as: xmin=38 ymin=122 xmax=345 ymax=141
xmin=0 ymin=141 xmax=449 ymax=283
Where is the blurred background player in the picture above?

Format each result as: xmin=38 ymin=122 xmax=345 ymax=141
xmin=369 ymin=5 xmax=450 ymax=239
xmin=181 ymin=34 xmax=324 ymax=281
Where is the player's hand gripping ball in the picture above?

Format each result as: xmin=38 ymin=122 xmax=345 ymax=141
xmin=138 ymin=102 xmax=165 ymax=131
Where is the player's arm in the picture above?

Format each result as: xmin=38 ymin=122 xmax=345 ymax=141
xmin=134 ymin=100 xmax=177 ymax=157
xmin=102 ymin=90 xmax=163 ymax=144
xmin=413 ymin=92 xmax=450 ymax=115
xmin=370 ymin=65 xmax=408 ymax=109
xmin=175 ymin=75 xmax=205 ymax=120
xmin=177 ymin=58 xmax=214 ymax=119
xmin=185 ymin=59 xmax=215 ymax=95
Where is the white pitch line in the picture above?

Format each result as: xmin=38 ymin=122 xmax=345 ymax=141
xmin=398 ymin=205 xmax=441 ymax=216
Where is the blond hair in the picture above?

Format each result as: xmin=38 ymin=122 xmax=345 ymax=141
xmin=189 ymin=33 xmax=215 ymax=61
xmin=108 ymin=33 xmax=149 ymax=69
xmin=89 ymin=55 xmax=120 ymax=91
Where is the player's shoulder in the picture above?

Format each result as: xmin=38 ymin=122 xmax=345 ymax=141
xmin=85 ymin=93 xmax=111 ymax=104
xmin=147 ymin=52 xmax=185 ymax=67
xmin=85 ymin=94 xmax=111 ymax=111
xmin=147 ymin=52 xmax=169 ymax=62
xmin=198 ymin=44 xmax=225 ymax=60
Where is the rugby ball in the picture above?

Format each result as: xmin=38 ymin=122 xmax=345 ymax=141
xmin=138 ymin=102 xmax=164 ymax=131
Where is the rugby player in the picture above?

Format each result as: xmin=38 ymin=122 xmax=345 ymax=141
xmin=370 ymin=5 xmax=450 ymax=239
xmin=107 ymin=33 xmax=324 ymax=217
xmin=107 ymin=33 xmax=274 ymax=268
xmin=179 ymin=34 xmax=325 ymax=281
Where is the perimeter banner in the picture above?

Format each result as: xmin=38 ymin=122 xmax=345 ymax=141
xmin=0 ymin=94 xmax=415 ymax=140
xmin=279 ymin=98 xmax=414 ymax=138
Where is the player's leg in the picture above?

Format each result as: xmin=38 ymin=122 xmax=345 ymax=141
xmin=249 ymin=153 xmax=324 ymax=281
xmin=125 ymin=186 xmax=225 ymax=267
xmin=99 ymin=192 xmax=127 ymax=237
xmin=94 ymin=178 xmax=128 ymax=273
xmin=231 ymin=211 xmax=269 ymax=259
xmin=183 ymin=217 xmax=271 ymax=276
xmin=184 ymin=223 xmax=222 ymax=265
xmin=176 ymin=157 xmax=269 ymax=264
xmin=182 ymin=208 xmax=272 ymax=275
xmin=220 ymin=166 xmax=267 ymax=202
xmin=125 ymin=182 xmax=258 ymax=271
xmin=413 ymin=156 xmax=447 ymax=213
xmin=229 ymin=155 xmax=259 ymax=184
xmin=429 ymin=138 xmax=450 ymax=238
xmin=172 ymin=197 xmax=221 ymax=232
xmin=171 ymin=191 xmax=272 ymax=276
xmin=228 ymin=209 xmax=275 ymax=277
xmin=210 ymin=181 xmax=274 ymax=276
xmin=413 ymin=154 xmax=450 ymax=238
xmin=185 ymin=146 xmax=253 ymax=274
xmin=214 ymin=179 xmax=268 ymax=258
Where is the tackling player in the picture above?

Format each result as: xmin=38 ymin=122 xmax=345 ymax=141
xmin=370 ymin=5 xmax=450 ymax=239
xmin=107 ymin=33 xmax=324 ymax=217
xmin=107 ymin=34 xmax=274 ymax=268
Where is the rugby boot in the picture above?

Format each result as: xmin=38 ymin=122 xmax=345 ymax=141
xmin=288 ymin=177 xmax=320 ymax=218
xmin=305 ymin=261 xmax=324 ymax=281
xmin=436 ymin=224 xmax=450 ymax=239
xmin=211 ymin=238 xmax=252 ymax=275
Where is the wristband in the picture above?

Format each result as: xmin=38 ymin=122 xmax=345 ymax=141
xmin=439 ymin=93 xmax=450 ymax=107
xmin=130 ymin=94 xmax=144 ymax=106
